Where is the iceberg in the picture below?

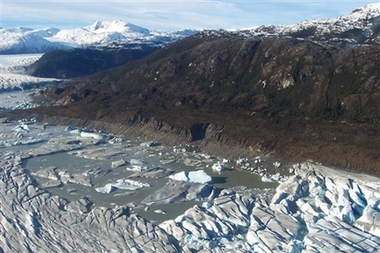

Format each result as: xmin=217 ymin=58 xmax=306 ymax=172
xmin=95 ymin=179 xmax=150 ymax=193
xmin=80 ymin=131 xmax=105 ymax=140
xmin=169 ymin=170 xmax=212 ymax=184
xmin=142 ymin=181 xmax=215 ymax=205
xmin=211 ymin=162 xmax=224 ymax=173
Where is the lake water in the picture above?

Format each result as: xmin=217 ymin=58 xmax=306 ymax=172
xmin=0 ymin=119 xmax=287 ymax=223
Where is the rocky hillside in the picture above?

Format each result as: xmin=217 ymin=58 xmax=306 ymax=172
xmin=7 ymin=4 xmax=380 ymax=175
xmin=27 ymin=46 xmax=158 ymax=78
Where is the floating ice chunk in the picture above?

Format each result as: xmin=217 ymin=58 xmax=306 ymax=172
xmin=261 ymin=173 xmax=282 ymax=182
xmin=183 ymin=158 xmax=202 ymax=167
xmin=126 ymin=165 xmax=148 ymax=171
xmin=212 ymin=162 xmax=224 ymax=173
xmin=82 ymin=167 xmax=110 ymax=178
xmin=95 ymin=179 xmax=150 ymax=194
xmin=273 ymin=161 xmax=281 ymax=168
xmin=154 ymin=209 xmax=166 ymax=214
xmin=130 ymin=158 xmax=145 ymax=165
xmin=13 ymin=138 xmax=43 ymax=145
xmin=111 ymin=159 xmax=127 ymax=168
xmin=143 ymin=181 xmax=215 ymax=205
xmin=188 ymin=170 xmax=212 ymax=184
xmin=80 ymin=131 xmax=104 ymax=140
xmin=160 ymin=159 xmax=176 ymax=164
xmin=169 ymin=171 xmax=188 ymax=182
xmin=95 ymin=184 xmax=115 ymax=194
xmin=140 ymin=141 xmax=160 ymax=147
xmin=169 ymin=170 xmax=212 ymax=184
xmin=128 ymin=167 xmax=173 ymax=179
xmin=42 ymin=180 xmax=63 ymax=189
xmin=113 ymin=179 xmax=150 ymax=190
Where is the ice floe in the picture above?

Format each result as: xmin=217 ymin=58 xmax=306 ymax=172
xmin=169 ymin=170 xmax=212 ymax=184
xmin=142 ymin=181 xmax=216 ymax=205
xmin=211 ymin=161 xmax=225 ymax=173
xmin=95 ymin=179 xmax=150 ymax=193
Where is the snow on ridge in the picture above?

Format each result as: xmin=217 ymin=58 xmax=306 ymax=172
xmin=87 ymin=20 xmax=150 ymax=35
xmin=233 ymin=3 xmax=380 ymax=43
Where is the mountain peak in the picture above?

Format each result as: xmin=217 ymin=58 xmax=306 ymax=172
xmin=88 ymin=20 xmax=149 ymax=34
xmin=352 ymin=3 xmax=380 ymax=14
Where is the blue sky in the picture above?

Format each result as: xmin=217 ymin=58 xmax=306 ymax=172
xmin=1 ymin=1 xmax=377 ymax=31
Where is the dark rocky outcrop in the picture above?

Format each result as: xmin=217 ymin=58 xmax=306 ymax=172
xmin=6 ymin=31 xmax=380 ymax=176
xmin=27 ymin=46 xmax=158 ymax=78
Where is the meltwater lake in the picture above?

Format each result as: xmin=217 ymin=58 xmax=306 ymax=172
xmin=1 ymin=117 xmax=286 ymax=223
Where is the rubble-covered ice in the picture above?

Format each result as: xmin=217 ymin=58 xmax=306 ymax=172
xmin=1 ymin=117 xmax=380 ymax=252
xmin=159 ymin=162 xmax=380 ymax=252
xmin=0 ymin=152 xmax=178 ymax=252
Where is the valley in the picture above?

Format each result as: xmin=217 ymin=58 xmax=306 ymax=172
xmin=1 ymin=3 xmax=380 ymax=252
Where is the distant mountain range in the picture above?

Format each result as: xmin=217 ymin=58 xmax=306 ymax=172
xmin=2 ymin=3 xmax=380 ymax=54
xmin=0 ymin=20 xmax=197 ymax=54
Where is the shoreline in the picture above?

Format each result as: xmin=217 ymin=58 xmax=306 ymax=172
xmin=3 ymin=108 xmax=379 ymax=178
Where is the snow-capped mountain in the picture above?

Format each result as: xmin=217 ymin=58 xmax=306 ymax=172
xmin=240 ymin=3 xmax=380 ymax=44
xmin=0 ymin=20 xmax=197 ymax=54
xmin=0 ymin=28 xmax=67 ymax=54
xmin=2 ymin=3 xmax=380 ymax=54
